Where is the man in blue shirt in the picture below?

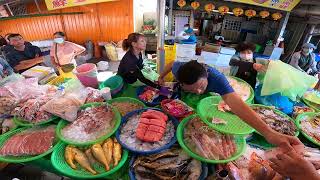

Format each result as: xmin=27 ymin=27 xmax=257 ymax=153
xmin=159 ymin=60 xmax=302 ymax=152
xmin=172 ymin=61 xmax=233 ymax=95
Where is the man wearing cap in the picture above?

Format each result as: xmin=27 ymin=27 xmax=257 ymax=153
xmin=290 ymin=43 xmax=318 ymax=75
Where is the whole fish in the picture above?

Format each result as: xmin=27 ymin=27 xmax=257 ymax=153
xmin=113 ymin=138 xmax=122 ymax=166
xmin=85 ymin=148 xmax=98 ymax=166
xmin=103 ymin=138 xmax=113 ymax=166
xmin=65 ymin=146 xmax=76 ymax=169
xmin=92 ymin=143 xmax=110 ymax=171
xmin=73 ymin=148 xmax=97 ymax=175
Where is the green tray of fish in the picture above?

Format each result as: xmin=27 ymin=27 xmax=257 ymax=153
xmin=227 ymin=76 xmax=254 ymax=103
xmin=295 ymin=112 xmax=320 ymax=147
xmin=56 ymin=102 xmax=121 ymax=146
xmin=51 ymin=142 xmax=129 ymax=179
xmin=13 ymin=116 xmax=59 ymax=127
xmin=108 ymin=97 xmax=146 ymax=116
xmin=250 ymin=104 xmax=299 ymax=137
xmin=205 ymin=95 xmax=252 ymax=106
xmin=197 ymin=97 xmax=255 ymax=135
xmin=0 ymin=127 xmax=61 ymax=163
xmin=303 ymin=98 xmax=320 ymax=112
xmin=176 ymin=114 xmax=246 ymax=164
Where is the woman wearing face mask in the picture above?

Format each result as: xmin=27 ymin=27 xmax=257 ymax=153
xmin=290 ymin=43 xmax=318 ymax=75
xmin=50 ymin=31 xmax=85 ymax=77
xmin=117 ymin=33 xmax=170 ymax=95
xmin=229 ymin=42 xmax=264 ymax=88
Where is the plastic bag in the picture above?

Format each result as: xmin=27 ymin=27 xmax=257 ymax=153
xmin=141 ymin=67 xmax=159 ymax=82
xmin=14 ymin=95 xmax=54 ymax=123
xmin=104 ymin=43 xmax=118 ymax=61
xmin=0 ymin=73 xmax=24 ymax=87
xmin=5 ymin=78 xmax=46 ymax=101
xmin=42 ymin=79 xmax=88 ymax=122
xmin=85 ymin=87 xmax=104 ymax=103
xmin=261 ymin=61 xmax=317 ymax=101
xmin=255 ymin=85 xmax=293 ymax=114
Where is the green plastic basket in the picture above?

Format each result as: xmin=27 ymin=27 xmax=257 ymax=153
xmin=250 ymin=104 xmax=299 ymax=137
xmin=303 ymin=98 xmax=320 ymax=112
xmin=181 ymin=91 xmax=212 ymax=110
xmin=227 ymin=76 xmax=254 ymax=103
xmin=108 ymin=97 xmax=146 ymax=116
xmin=13 ymin=116 xmax=59 ymax=127
xmin=205 ymin=95 xmax=252 ymax=106
xmin=295 ymin=112 xmax=320 ymax=147
xmin=0 ymin=126 xmax=61 ymax=163
xmin=176 ymin=114 xmax=246 ymax=164
xmin=56 ymin=103 xmax=121 ymax=146
xmin=51 ymin=142 xmax=129 ymax=179
xmin=197 ymin=97 xmax=255 ymax=135
xmin=99 ymin=75 xmax=123 ymax=91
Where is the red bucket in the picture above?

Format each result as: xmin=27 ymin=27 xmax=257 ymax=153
xmin=74 ymin=63 xmax=98 ymax=88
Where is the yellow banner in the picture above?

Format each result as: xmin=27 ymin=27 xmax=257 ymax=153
xmin=45 ymin=0 xmax=118 ymax=10
xmin=227 ymin=0 xmax=301 ymax=11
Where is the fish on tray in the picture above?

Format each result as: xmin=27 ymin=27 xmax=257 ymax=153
xmin=227 ymin=77 xmax=250 ymax=101
xmin=64 ymin=138 xmax=122 ymax=175
xmin=225 ymin=145 xmax=320 ymax=180
xmin=119 ymin=110 xmax=175 ymax=152
xmin=62 ymin=104 xmax=115 ymax=143
xmin=111 ymin=101 xmax=144 ymax=116
xmin=300 ymin=115 xmax=320 ymax=143
xmin=136 ymin=110 xmax=168 ymax=142
xmin=184 ymin=117 xmax=237 ymax=160
xmin=212 ymin=117 xmax=227 ymax=125
xmin=133 ymin=146 xmax=202 ymax=180
xmin=217 ymin=101 xmax=231 ymax=112
xmin=139 ymin=87 xmax=160 ymax=103
xmin=293 ymin=106 xmax=313 ymax=118
xmin=14 ymin=95 xmax=54 ymax=123
xmin=251 ymin=107 xmax=297 ymax=136
xmin=161 ymin=99 xmax=193 ymax=118
xmin=0 ymin=125 xmax=56 ymax=156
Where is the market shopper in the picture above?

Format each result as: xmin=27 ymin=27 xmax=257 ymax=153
xmin=178 ymin=24 xmax=197 ymax=44
xmin=117 ymin=33 xmax=170 ymax=95
xmin=160 ymin=60 xmax=302 ymax=150
xmin=229 ymin=42 xmax=265 ymax=88
xmin=50 ymin=32 xmax=85 ymax=77
xmin=290 ymin=43 xmax=318 ymax=75
xmin=270 ymin=150 xmax=320 ymax=180
xmin=0 ymin=57 xmax=13 ymax=80
xmin=6 ymin=34 xmax=43 ymax=72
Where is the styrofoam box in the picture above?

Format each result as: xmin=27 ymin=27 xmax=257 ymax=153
xmin=176 ymin=44 xmax=196 ymax=58
xmin=220 ymin=47 xmax=236 ymax=55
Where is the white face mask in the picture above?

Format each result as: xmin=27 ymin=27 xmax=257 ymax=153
xmin=303 ymin=48 xmax=313 ymax=54
xmin=184 ymin=27 xmax=189 ymax=31
xmin=54 ymin=38 xmax=64 ymax=44
xmin=240 ymin=53 xmax=253 ymax=60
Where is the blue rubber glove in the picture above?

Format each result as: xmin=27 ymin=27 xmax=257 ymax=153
xmin=159 ymin=86 xmax=171 ymax=97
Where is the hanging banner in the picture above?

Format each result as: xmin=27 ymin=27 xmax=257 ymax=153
xmin=45 ymin=0 xmax=118 ymax=10
xmin=226 ymin=0 xmax=300 ymax=11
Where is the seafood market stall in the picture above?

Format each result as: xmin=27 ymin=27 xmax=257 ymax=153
xmin=1 ymin=61 xmax=320 ymax=180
